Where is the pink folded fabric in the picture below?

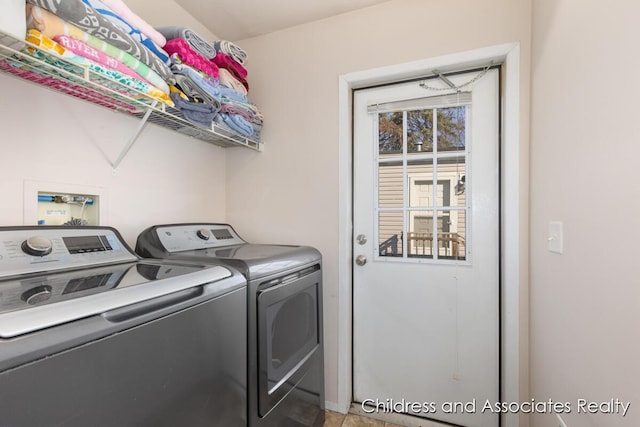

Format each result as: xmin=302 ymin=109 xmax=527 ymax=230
xmin=210 ymin=52 xmax=249 ymax=91
xmin=54 ymin=35 xmax=150 ymax=85
xmin=98 ymin=0 xmax=166 ymax=47
xmin=211 ymin=52 xmax=248 ymax=79
xmin=164 ymin=38 xmax=219 ymax=79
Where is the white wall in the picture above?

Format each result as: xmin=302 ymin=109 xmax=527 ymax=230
xmin=227 ymin=0 xmax=532 ymax=412
xmin=0 ymin=74 xmax=227 ymax=247
xmin=530 ymin=1 xmax=640 ymax=426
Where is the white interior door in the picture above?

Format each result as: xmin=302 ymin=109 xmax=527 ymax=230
xmin=353 ymin=68 xmax=500 ymax=427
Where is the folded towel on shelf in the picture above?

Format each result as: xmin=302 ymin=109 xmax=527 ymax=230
xmin=80 ymin=0 xmax=169 ymax=63
xmin=26 ymin=0 xmax=174 ymax=85
xmin=225 ymin=113 xmax=255 ymax=137
xmin=214 ymin=113 xmax=254 ymax=137
xmin=98 ymin=0 xmax=165 ymax=47
xmin=27 ymin=5 xmax=170 ymax=94
xmin=219 ymin=103 xmax=253 ymax=123
xmin=173 ymin=74 xmax=221 ymax=111
xmin=164 ymin=38 xmax=219 ymax=79
xmin=171 ymin=55 xmax=220 ymax=96
xmin=218 ymin=96 xmax=261 ymax=127
xmin=211 ymin=52 xmax=248 ymax=79
xmin=218 ymin=85 xmax=247 ymax=103
xmin=218 ymin=68 xmax=247 ymax=95
xmin=220 ymin=97 xmax=259 ymax=114
xmin=157 ymin=26 xmax=217 ymax=60
xmin=212 ymin=40 xmax=247 ymax=65
xmin=24 ymin=30 xmax=173 ymax=107
xmin=211 ymin=51 xmax=249 ymax=92
xmin=170 ymin=90 xmax=217 ymax=129
xmin=54 ymin=35 xmax=150 ymax=85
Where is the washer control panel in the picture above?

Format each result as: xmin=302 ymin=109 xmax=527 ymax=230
xmin=155 ymin=224 xmax=245 ymax=252
xmin=0 ymin=227 xmax=137 ymax=278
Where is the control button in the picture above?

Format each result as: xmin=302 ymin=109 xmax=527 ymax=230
xmin=21 ymin=236 xmax=53 ymax=257
xmin=99 ymin=235 xmax=113 ymax=251
xmin=21 ymin=285 xmax=53 ymax=305
xmin=196 ymin=229 xmax=211 ymax=240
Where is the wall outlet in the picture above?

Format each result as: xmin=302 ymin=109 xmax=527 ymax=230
xmin=556 ymin=413 xmax=568 ymax=427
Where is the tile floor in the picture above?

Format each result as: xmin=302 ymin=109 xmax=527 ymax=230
xmin=323 ymin=411 xmax=405 ymax=427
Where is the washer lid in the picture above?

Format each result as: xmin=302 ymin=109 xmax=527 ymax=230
xmin=164 ymin=244 xmax=321 ymax=279
xmin=136 ymin=223 xmax=322 ymax=279
xmin=0 ymin=261 xmax=234 ymax=338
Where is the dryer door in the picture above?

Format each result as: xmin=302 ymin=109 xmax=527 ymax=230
xmin=257 ymin=267 xmax=321 ymax=417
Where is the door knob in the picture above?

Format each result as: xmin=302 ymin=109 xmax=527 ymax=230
xmin=356 ymin=234 xmax=367 ymax=245
xmin=355 ymin=255 xmax=367 ymax=266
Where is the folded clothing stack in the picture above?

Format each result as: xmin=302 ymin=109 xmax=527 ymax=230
xmin=24 ymin=0 xmax=174 ymax=107
xmin=25 ymin=29 xmax=172 ymax=106
xmin=157 ymin=26 xmax=263 ymax=138
xmin=13 ymin=0 xmax=262 ymax=138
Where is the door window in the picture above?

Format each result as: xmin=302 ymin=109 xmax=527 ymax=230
xmin=375 ymin=95 xmax=469 ymax=262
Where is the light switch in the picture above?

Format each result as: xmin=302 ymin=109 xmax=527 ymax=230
xmin=548 ymin=221 xmax=563 ymax=254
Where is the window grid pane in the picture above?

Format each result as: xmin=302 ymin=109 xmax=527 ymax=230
xmin=378 ymin=112 xmax=403 ymax=154
xmin=376 ymin=105 xmax=469 ymax=262
xmin=378 ymin=211 xmax=403 ymax=257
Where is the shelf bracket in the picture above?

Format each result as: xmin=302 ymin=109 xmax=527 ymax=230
xmin=112 ymin=100 xmax=158 ymax=171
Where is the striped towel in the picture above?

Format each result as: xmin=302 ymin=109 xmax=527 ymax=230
xmin=213 ymin=40 xmax=247 ymax=65
xmin=164 ymin=38 xmax=219 ymax=79
xmin=80 ymin=0 xmax=169 ymax=63
xmin=26 ymin=0 xmax=174 ymax=85
xmin=26 ymin=5 xmax=170 ymax=93
xmin=157 ymin=26 xmax=217 ymax=60
xmin=173 ymin=74 xmax=221 ymax=111
xmin=25 ymin=30 xmax=173 ymax=107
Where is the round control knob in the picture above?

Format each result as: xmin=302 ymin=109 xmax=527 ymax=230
xmin=22 ymin=285 xmax=53 ymax=305
xmin=196 ymin=229 xmax=211 ymax=240
xmin=21 ymin=236 xmax=53 ymax=257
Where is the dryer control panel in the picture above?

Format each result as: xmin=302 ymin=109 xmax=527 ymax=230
xmin=153 ymin=224 xmax=246 ymax=252
xmin=0 ymin=226 xmax=137 ymax=278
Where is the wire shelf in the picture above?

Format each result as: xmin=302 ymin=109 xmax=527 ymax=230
xmin=0 ymin=30 xmax=263 ymax=153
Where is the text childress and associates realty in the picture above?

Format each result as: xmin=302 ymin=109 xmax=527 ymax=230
xmin=361 ymin=398 xmax=631 ymax=416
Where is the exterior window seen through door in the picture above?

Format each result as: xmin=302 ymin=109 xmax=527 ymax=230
xmin=377 ymin=103 xmax=468 ymax=261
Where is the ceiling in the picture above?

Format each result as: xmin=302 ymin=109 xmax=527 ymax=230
xmin=126 ymin=0 xmax=391 ymax=41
